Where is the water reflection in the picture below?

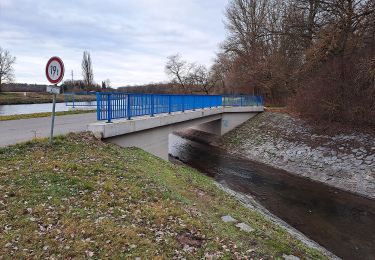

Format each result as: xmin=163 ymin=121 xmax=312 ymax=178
xmin=169 ymin=132 xmax=375 ymax=260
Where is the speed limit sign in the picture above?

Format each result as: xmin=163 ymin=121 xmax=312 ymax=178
xmin=45 ymin=56 xmax=65 ymax=144
xmin=45 ymin=56 xmax=65 ymax=84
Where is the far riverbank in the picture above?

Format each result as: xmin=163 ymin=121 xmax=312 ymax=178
xmin=0 ymin=92 xmax=95 ymax=105
xmin=219 ymin=111 xmax=375 ymax=200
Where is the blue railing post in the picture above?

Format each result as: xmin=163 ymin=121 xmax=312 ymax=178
xmin=96 ymin=92 xmax=101 ymax=120
xmin=193 ymin=96 xmax=196 ymax=111
xmin=107 ymin=94 xmax=112 ymax=123
xmin=240 ymin=96 xmax=243 ymax=106
xmin=168 ymin=95 xmax=172 ymax=114
xmin=256 ymin=96 xmax=263 ymax=106
xmin=182 ymin=96 xmax=185 ymax=112
xmin=151 ymin=94 xmax=155 ymax=117
xmin=127 ymin=94 xmax=132 ymax=120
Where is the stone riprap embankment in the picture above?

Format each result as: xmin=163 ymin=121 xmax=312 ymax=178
xmin=220 ymin=112 xmax=375 ymax=199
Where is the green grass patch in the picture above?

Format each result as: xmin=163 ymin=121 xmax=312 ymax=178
xmin=0 ymin=133 xmax=327 ymax=259
xmin=0 ymin=110 xmax=96 ymax=121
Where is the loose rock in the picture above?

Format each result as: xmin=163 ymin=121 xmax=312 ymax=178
xmin=221 ymin=215 xmax=237 ymax=223
xmin=235 ymin=223 xmax=254 ymax=232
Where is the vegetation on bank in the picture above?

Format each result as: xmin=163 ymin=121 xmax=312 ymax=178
xmin=210 ymin=0 xmax=375 ymax=126
xmin=0 ymin=133 xmax=326 ymax=259
xmin=0 ymin=110 xmax=96 ymax=121
xmin=0 ymin=92 xmax=95 ymax=105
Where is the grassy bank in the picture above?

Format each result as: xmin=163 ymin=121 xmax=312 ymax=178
xmin=0 ymin=92 xmax=95 ymax=105
xmin=0 ymin=110 xmax=96 ymax=121
xmin=0 ymin=133 xmax=326 ymax=259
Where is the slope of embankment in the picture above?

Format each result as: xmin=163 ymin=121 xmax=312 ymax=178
xmin=0 ymin=133 xmax=325 ymax=259
xmin=220 ymin=112 xmax=375 ymax=200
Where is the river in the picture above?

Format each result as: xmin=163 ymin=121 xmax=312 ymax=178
xmin=0 ymin=102 xmax=96 ymax=116
xmin=169 ymin=131 xmax=375 ymax=260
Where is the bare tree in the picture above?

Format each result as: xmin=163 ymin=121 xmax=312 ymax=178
xmin=82 ymin=51 xmax=94 ymax=89
xmin=224 ymin=0 xmax=275 ymax=56
xmin=101 ymin=79 xmax=111 ymax=89
xmin=105 ymin=79 xmax=111 ymax=88
xmin=165 ymin=54 xmax=194 ymax=93
xmin=165 ymin=54 xmax=221 ymax=94
xmin=0 ymin=47 xmax=16 ymax=91
xmin=188 ymin=65 xmax=218 ymax=94
xmin=211 ymin=52 xmax=234 ymax=93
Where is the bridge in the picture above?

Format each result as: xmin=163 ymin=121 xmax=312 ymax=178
xmin=88 ymin=93 xmax=264 ymax=160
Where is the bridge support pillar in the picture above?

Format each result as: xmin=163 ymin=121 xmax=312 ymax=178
xmin=220 ymin=113 xmax=257 ymax=135
xmin=106 ymin=127 xmax=170 ymax=160
xmin=191 ymin=120 xmax=222 ymax=136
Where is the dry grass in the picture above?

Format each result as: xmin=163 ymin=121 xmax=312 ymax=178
xmin=0 ymin=133 xmax=326 ymax=259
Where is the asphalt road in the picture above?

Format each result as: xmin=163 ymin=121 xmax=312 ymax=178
xmin=0 ymin=113 xmax=97 ymax=147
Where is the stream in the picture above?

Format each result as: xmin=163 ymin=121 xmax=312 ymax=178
xmin=169 ymin=131 xmax=375 ymax=260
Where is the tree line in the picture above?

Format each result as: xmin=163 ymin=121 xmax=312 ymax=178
xmin=0 ymin=48 xmax=111 ymax=92
xmin=62 ymin=51 xmax=112 ymax=92
xmin=164 ymin=0 xmax=375 ymax=125
xmin=212 ymin=0 xmax=375 ymax=125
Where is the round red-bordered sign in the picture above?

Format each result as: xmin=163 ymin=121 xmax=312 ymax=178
xmin=45 ymin=56 xmax=65 ymax=84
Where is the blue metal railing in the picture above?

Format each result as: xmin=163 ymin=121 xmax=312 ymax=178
xmin=64 ymin=92 xmax=97 ymax=107
xmin=96 ymin=93 xmax=263 ymax=122
xmin=223 ymin=95 xmax=263 ymax=107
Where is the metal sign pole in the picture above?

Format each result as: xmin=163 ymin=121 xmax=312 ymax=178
xmin=46 ymin=57 xmax=64 ymax=144
xmin=49 ymin=84 xmax=57 ymax=144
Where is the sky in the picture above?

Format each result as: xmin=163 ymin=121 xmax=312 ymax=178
xmin=0 ymin=0 xmax=229 ymax=87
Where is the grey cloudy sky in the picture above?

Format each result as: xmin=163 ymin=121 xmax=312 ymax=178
xmin=0 ymin=0 xmax=228 ymax=87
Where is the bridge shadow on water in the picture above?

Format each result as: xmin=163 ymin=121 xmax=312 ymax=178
xmin=168 ymin=130 xmax=375 ymax=260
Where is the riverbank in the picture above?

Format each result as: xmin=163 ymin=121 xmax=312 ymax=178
xmin=0 ymin=92 xmax=95 ymax=105
xmin=220 ymin=112 xmax=375 ymax=200
xmin=0 ymin=109 xmax=96 ymax=121
xmin=0 ymin=133 xmax=325 ymax=259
